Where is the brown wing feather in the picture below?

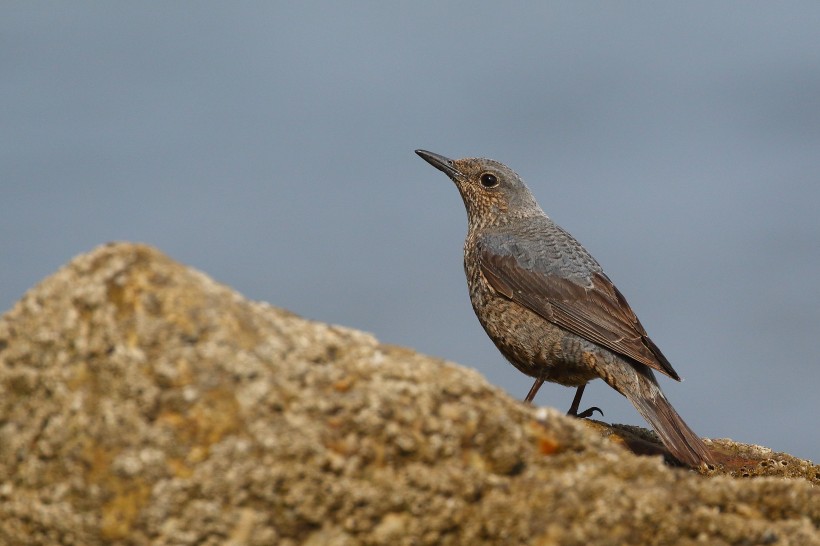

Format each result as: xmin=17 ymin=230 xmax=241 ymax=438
xmin=479 ymin=249 xmax=680 ymax=381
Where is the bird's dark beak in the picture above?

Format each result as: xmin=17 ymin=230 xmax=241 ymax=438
xmin=415 ymin=149 xmax=461 ymax=178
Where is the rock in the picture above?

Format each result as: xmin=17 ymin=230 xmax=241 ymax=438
xmin=0 ymin=242 xmax=817 ymax=545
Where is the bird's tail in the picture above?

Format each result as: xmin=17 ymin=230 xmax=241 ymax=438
xmin=619 ymin=369 xmax=714 ymax=467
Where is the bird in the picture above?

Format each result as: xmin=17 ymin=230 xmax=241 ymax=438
xmin=415 ymin=149 xmax=713 ymax=466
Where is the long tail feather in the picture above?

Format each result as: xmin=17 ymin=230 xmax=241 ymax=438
xmin=627 ymin=372 xmax=714 ymax=466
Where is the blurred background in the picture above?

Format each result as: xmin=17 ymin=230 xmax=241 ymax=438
xmin=2 ymin=3 xmax=818 ymax=461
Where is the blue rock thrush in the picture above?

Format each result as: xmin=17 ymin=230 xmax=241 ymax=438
xmin=415 ymin=149 xmax=713 ymax=466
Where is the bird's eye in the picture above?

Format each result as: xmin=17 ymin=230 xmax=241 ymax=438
xmin=480 ymin=173 xmax=498 ymax=188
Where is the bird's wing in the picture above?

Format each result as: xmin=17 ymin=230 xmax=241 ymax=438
xmin=477 ymin=237 xmax=680 ymax=380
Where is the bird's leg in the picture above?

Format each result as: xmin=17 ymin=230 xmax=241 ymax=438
xmin=567 ymin=385 xmax=585 ymax=415
xmin=524 ymin=377 xmax=544 ymax=403
xmin=567 ymin=385 xmax=603 ymax=419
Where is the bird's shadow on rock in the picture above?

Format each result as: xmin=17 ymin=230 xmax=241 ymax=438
xmin=583 ymin=419 xmax=819 ymax=482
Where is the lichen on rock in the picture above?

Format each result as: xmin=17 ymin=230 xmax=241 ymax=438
xmin=0 ymin=242 xmax=817 ymax=545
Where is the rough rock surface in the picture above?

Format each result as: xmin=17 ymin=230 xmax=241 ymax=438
xmin=0 ymin=242 xmax=817 ymax=546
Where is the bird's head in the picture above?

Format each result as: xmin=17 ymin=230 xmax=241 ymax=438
xmin=415 ymin=150 xmax=541 ymax=229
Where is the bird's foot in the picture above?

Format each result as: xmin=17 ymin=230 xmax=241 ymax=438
xmin=569 ymin=406 xmax=603 ymax=419
xmin=566 ymin=385 xmax=604 ymax=419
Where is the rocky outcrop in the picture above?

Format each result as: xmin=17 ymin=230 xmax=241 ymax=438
xmin=0 ymin=243 xmax=817 ymax=545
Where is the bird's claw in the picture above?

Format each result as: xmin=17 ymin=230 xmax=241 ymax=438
xmin=569 ymin=406 xmax=603 ymax=419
